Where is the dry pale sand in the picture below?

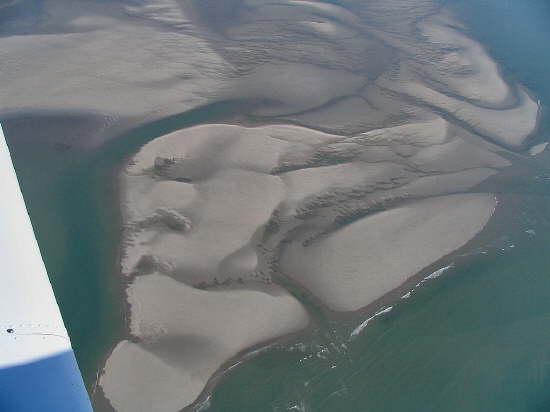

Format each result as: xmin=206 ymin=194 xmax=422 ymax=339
xmin=381 ymin=73 xmax=539 ymax=148
xmin=120 ymin=125 xmax=297 ymax=283
xmin=118 ymin=120 xmax=508 ymax=287
xmin=100 ymin=274 xmax=308 ymax=412
xmin=281 ymin=194 xmax=496 ymax=312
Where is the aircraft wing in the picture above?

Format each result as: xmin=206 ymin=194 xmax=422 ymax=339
xmin=0 ymin=123 xmax=92 ymax=411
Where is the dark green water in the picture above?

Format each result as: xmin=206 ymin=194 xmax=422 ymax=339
xmin=5 ymin=118 xmax=124 ymax=388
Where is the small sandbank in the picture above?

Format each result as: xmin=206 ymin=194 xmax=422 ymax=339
xmin=99 ymin=116 xmax=505 ymax=409
xmin=281 ymin=193 xmax=496 ymax=312
xmin=100 ymin=275 xmax=308 ymax=412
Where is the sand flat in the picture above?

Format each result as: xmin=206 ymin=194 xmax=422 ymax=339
xmin=418 ymin=16 xmax=510 ymax=105
xmin=281 ymin=194 xmax=496 ymax=311
xmin=100 ymin=274 xmax=309 ymax=412
xmin=122 ymin=121 xmax=507 ymax=287
xmin=114 ymin=119 xmax=507 ymax=410
xmin=392 ymin=79 xmax=539 ymax=148
xmin=121 ymin=125 xmax=297 ymax=281
xmin=2 ymin=1 xmax=541 ymax=411
xmin=409 ymin=138 xmax=510 ymax=172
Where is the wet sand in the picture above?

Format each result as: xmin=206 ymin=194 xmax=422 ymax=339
xmin=281 ymin=194 xmax=496 ymax=312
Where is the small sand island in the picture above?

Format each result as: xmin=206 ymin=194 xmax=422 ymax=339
xmin=0 ymin=0 xmax=540 ymax=410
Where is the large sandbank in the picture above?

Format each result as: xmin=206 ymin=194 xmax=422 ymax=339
xmin=281 ymin=193 xmax=496 ymax=311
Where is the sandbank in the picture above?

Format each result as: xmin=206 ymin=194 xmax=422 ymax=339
xmin=281 ymin=194 xmax=496 ymax=311
xmin=100 ymin=274 xmax=308 ymax=411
